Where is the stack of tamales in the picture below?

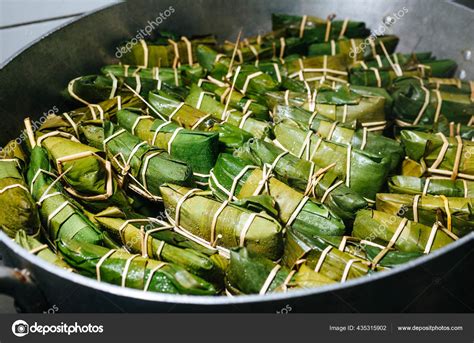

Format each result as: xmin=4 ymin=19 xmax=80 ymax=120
xmin=2 ymin=12 xmax=471 ymax=297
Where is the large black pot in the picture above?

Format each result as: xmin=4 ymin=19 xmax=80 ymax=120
xmin=0 ymin=0 xmax=473 ymax=312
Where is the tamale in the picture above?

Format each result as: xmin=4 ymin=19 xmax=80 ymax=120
xmin=226 ymin=247 xmax=335 ymax=295
xmin=116 ymin=108 xmax=219 ymax=185
xmin=234 ymin=138 xmax=367 ymax=221
xmin=160 ymin=184 xmax=284 ymax=260
xmin=388 ymin=175 xmax=474 ymax=198
xmin=15 ymin=230 xmax=70 ymax=269
xmin=27 ymin=147 xmax=102 ymax=245
xmin=273 ymin=121 xmax=391 ymax=199
xmin=376 ymin=193 xmax=473 ymax=237
xmin=0 ymin=158 xmax=40 ymax=237
xmin=57 ymin=239 xmax=218 ymax=295
xmin=400 ymin=130 xmax=474 ymax=180
xmin=210 ymin=153 xmax=346 ymax=236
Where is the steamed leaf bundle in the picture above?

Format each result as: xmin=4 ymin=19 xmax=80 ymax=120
xmin=117 ymin=108 xmax=219 ymax=185
xmin=274 ymin=121 xmax=391 ymax=199
xmin=210 ymin=153 xmax=346 ymax=236
xmin=285 ymin=54 xmax=349 ymax=84
xmin=101 ymin=64 xmax=182 ymax=86
xmin=0 ymin=158 xmax=40 ymax=237
xmin=160 ymin=184 xmax=284 ymax=260
xmin=388 ymin=175 xmax=474 ymax=197
xmin=235 ymin=138 xmax=367 ymax=221
xmin=58 ymin=239 xmax=218 ymax=295
xmin=226 ymin=247 xmax=335 ymax=295
xmin=376 ymin=193 xmax=473 ymax=237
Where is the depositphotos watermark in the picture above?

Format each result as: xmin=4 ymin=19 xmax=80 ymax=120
xmin=115 ymin=6 xmax=176 ymax=58
xmin=349 ymin=6 xmax=408 ymax=58
xmin=11 ymin=319 xmax=104 ymax=337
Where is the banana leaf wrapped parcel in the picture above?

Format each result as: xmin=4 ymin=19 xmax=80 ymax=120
xmin=210 ymin=153 xmax=346 ymax=237
xmin=0 ymin=158 xmax=40 ymax=237
xmin=274 ymin=121 xmax=391 ymax=200
xmin=235 ymin=138 xmax=368 ymax=221
xmin=15 ymin=230 xmax=71 ymax=269
xmin=376 ymin=193 xmax=473 ymax=237
xmin=391 ymin=76 xmax=474 ymax=126
xmin=116 ymin=108 xmax=219 ymax=185
xmin=27 ymin=146 xmax=102 ymax=245
xmin=226 ymin=247 xmax=335 ymax=295
xmin=353 ymin=209 xmax=457 ymax=265
xmin=160 ymin=184 xmax=284 ymax=260
xmin=388 ymin=175 xmax=474 ymax=197
xmin=58 ymin=239 xmax=218 ymax=295
xmin=400 ymin=130 xmax=474 ymax=180
xmin=94 ymin=214 xmax=224 ymax=285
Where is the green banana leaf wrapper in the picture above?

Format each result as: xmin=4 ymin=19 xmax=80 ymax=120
xmin=285 ymin=54 xmax=349 ymax=84
xmin=210 ymin=153 xmax=346 ymax=236
xmin=186 ymin=85 xmax=273 ymax=139
xmin=116 ymin=108 xmax=219 ymax=185
xmin=388 ymin=175 xmax=474 ymax=198
xmin=196 ymin=45 xmax=231 ymax=80
xmin=119 ymin=33 xmax=217 ymax=68
xmin=400 ymin=130 xmax=474 ymax=178
xmin=282 ymin=228 xmax=373 ymax=282
xmin=273 ymin=105 xmax=402 ymax=171
xmin=160 ymin=184 xmax=284 ymax=260
xmin=354 ymin=52 xmax=434 ymax=70
xmin=353 ymin=209 xmax=456 ymax=253
xmin=376 ymin=193 xmax=473 ymax=237
xmin=232 ymin=64 xmax=280 ymax=95
xmin=199 ymin=80 xmax=270 ymax=120
xmin=0 ymin=158 xmax=40 ymax=237
xmin=307 ymin=35 xmax=399 ymax=62
xmin=350 ymin=59 xmax=458 ymax=87
xmin=26 ymin=146 xmax=102 ymax=245
xmin=101 ymin=64 xmax=182 ymax=86
xmin=15 ymin=230 xmax=71 ymax=269
xmin=274 ymin=121 xmax=391 ymax=200
xmin=148 ymin=90 xmax=254 ymax=151
xmin=57 ymin=239 xmax=218 ymax=295
xmin=390 ymin=76 xmax=474 ymax=126
xmin=38 ymin=133 xmax=132 ymax=212
xmin=272 ymin=14 xmax=370 ymax=40
xmin=226 ymin=247 xmax=335 ymax=295
xmin=94 ymin=214 xmax=225 ymax=285
xmin=102 ymin=121 xmax=195 ymax=200
xmin=266 ymin=84 xmax=389 ymax=126
xmin=422 ymin=77 xmax=474 ymax=96
xmin=234 ymin=139 xmax=367 ymax=222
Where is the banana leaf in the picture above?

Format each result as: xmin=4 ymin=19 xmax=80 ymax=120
xmin=272 ymin=14 xmax=370 ymax=40
xmin=388 ymin=175 xmax=474 ymax=198
xmin=307 ymin=36 xmax=399 ymax=62
xmin=232 ymin=64 xmax=280 ymax=95
xmin=226 ymin=247 xmax=335 ymax=295
xmin=393 ymin=116 xmax=474 ymax=141
xmin=353 ymin=52 xmax=434 ymax=70
xmin=57 ymin=239 xmax=218 ymax=295
xmin=423 ymin=77 xmax=474 ymax=96
xmin=101 ymin=64 xmax=182 ymax=86
xmin=376 ymin=193 xmax=473 ymax=237
xmin=116 ymin=108 xmax=219 ymax=185
xmin=210 ymin=153 xmax=346 ymax=236
xmin=102 ymin=121 xmax=195 ymax=200
xmin=186 ymin=84 xmax=273 ymax=139
xmin=274 ymin=121 xmax=391 ymax=199
xmin=400 ymin=130 xmax=474 ymax=179
xmin=94 ymin=214 xmax=224 ymax=285
xmin=15 ymin=230 xmax=71 ymax=269
xmin=234 ymin=139 xmax=367 ymax=222
xmin=160 ymin=184 xmax=284 ymax=260
xmin=0 ymin=158 xmax=40 ymax=237
xmin=37 ymin=132 xmax=132 ymax=211
xmin=26 ymin=146 xmax=102 ymax=245
xmin=285 ymin=54 xmax=349 ymax=84
xmin=199 ymin=80 xmax=270 ymax=120
xmin=391 ymin=76 xmax=474 ymax=126
xmin=353 ymin=209 xmax=456 ymax=254
xmin=148 ymin=90 xmax=254 ymax=150
xmin=273 ymin=105 xmax=402 ymax=171
xmin=282 ymin=228 xmax=373 ymax=281
xmin=196 ymin=45 xmax=231 ymax=80
xmin=119 ymin=34 xmax=217 ymax=68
